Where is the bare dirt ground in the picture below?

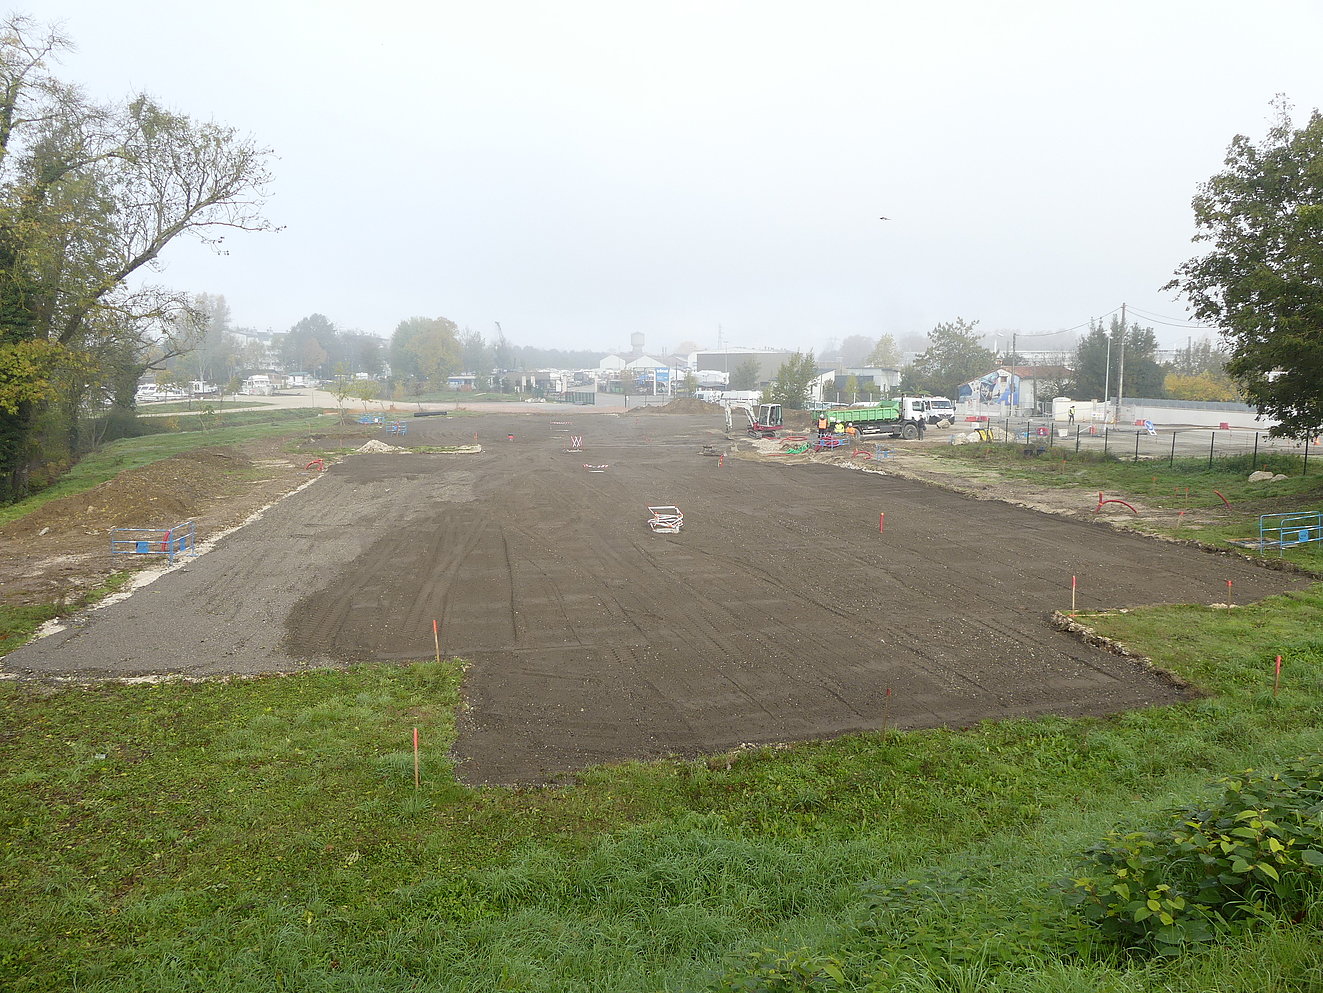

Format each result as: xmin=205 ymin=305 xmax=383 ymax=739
xmin=1 ymin=410 xmax=1311 ymax=785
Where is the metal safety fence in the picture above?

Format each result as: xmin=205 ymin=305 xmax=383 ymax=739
xmin=109 ymin=520 xmax=197 ymax=565
xmin=967 ymin=417 xmax=1318 ymax=474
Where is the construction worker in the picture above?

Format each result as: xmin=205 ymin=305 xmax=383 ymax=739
xmin=845 ymin=423 xmax=859 ymax=442
xmin=833 ymin=419 xmax=845 ymax=436
xmin=817 ymin=412 xmax=829 ymax=437
xmin=1068 ymin=405 xmax=1075 ymax=424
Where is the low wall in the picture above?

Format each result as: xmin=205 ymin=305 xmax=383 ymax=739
xmin=956 ymin=398 xmax=1276 ymax=431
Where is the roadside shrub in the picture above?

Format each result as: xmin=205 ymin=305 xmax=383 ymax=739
xmin=1062 ymin=755 xmax=1323 ymax=955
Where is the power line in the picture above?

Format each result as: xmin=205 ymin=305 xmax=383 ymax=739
xmin=1008 ymin=306 xmax=1124 ymax=338
xmin=1122 ymin=304 xmax=1219 ymax=330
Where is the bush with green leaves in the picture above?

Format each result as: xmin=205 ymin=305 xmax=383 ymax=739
xmin=713 ymin=947 xmax=845 ymax=992
xmin=1062 ymin=755 xmax=1323 ymax=954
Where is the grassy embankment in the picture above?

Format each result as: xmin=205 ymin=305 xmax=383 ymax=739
xmin=1 ymin=443 xmax=1320 ymax=992
xmin=0 ymin=409 xmax=332 ymax=529
xmin=135 ymin=400 xmax=267 ymax=414
xmin=932 ymin=443 xmax=1323 ymax=567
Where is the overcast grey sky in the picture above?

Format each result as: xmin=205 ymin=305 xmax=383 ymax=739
xmin=45 ymin=0 xmax=1323 ymax=354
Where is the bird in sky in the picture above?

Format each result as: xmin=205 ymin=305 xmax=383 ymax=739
xmin=878 ymin=216 xmax=891 ymax=220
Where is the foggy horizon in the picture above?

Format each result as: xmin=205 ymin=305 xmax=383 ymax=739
xmin=45 ymin=1 xmax=1323 ymax=356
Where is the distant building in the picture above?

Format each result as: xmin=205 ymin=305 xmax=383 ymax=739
xmin=692 ymin=350 xmax=795 ymax=385
xmin=834 ymin=366 xmax=902 ymax=395
xmin=958 ymin=365 xmax=1074 ymax=409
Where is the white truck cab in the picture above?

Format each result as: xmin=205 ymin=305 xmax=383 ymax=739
xmin=916 ymin=396 xmax=956 ymax=425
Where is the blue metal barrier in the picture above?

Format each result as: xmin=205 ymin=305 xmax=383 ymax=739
xmin=110 ymin=521 xmax=197 ymax=564
xmin=1258 ymin=512 xmax=1323 ymax=557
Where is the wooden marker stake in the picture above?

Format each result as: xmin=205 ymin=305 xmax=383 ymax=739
xmin=413 ymin=727 xmax=420 ymax=789
xmin=879 ymin=512 xmax=885 ymax=533
xmin=433 ymin=618 xmax=441 ymax=665
xmin=1273 ymin=655 xmax=1282 ymax=698
xmin=1071 ymin=575 xmax=1077 ymax=615
xmin=1227 ymin=579 xmax=1233 ymax=606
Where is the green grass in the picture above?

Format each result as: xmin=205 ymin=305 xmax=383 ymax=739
xmin=136 ymin=400 xmax=266 ymax=413
xmin=933 ymin=444 xmax=1323 ymax=569
xmin=0 ymin=572 xmax=135 ymax=654
xmin=933 ymin=444 xmax=1323 ymax=506
xmin=0 ymin=411 xmax=333 ymax=527
xmin=2 ymin=585 xmax=1322 ymax=991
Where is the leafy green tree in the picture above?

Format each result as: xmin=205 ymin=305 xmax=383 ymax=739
xmin=329 ymin=365 xmax=355 ymax=423
xmin=1162 ymin=337 xmax=1235 ymax=400
xmin=348 ymin=379 xmax=380 ymax=410
xmin=1167 ymin=336 xmax=1228 ymax=377
xmin=764 ymin=351 xmax=818 ymax=409
xmin=865 ymin=333 xmax=900 ymax=367
xmin=282 ymin=314 xmax=334 ymax=376
xmin=730 ymin=357 xmax=762 ymax=391
xmin=0 ymin=16 xmax=275 ymax=501
xmin=172 ymin=293 xmax=234 ymax=385
xmin=1166 ymin=100 xmax=1323 ymax=436
xmin=389 ymin=316 xmax=460 ymax=393
xmin=1072 ymin=324 xmax=1112 ymax=400
xmin=341 ymin=331 xmax=385 ymax=378
xmin=902 ymin=318 xmax=993 ymax=396
xmin=1164 ymin=371 xmax=1238 ymax=401
xmin=459 ymin=327 xmax=491 ymax=389
xmin=1073 ymin=316 xmax=1165 ymax=401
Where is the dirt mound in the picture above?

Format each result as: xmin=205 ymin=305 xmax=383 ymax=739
xmin=3 ymin=448 xmax=259 ymax=540
xmin=356 ymin=440 xmax=408 ymax=453
xmin=631 ymin=397 xmax=715 ymax=415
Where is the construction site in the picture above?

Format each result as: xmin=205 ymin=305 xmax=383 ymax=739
xmin=1 ymin=405 xmax=1311 ymax=784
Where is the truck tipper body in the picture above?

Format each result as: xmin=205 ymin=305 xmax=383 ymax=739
xmin=813 ymin=398 xmax=926 ymax=440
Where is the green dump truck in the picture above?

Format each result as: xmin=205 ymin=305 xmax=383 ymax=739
xmin=812 ymin=397 xmax=928 ymax=440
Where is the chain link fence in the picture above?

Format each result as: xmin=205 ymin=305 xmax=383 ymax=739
xmin=971 ymin=417 xmax=1318 ymax=474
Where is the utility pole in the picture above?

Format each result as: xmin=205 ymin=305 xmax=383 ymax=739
xmin=1115 ymin=303 xmax=1127 ymax=425
xmin=1011 ymin=332 xmax=1018 ymax=411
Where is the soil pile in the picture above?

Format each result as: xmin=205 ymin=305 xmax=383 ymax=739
xmin=2 ymin=448 xmax=256 ymax=539
xmin=631 ymin=397 xmax=715 ymax=415
xmin=356 ymin=440 xmax=408 ymax=453
xmin=0 ymin=441 xmax=312 ymax=606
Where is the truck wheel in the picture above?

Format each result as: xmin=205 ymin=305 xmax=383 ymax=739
xmin=901 ymin=423 xmax=919 ymax=440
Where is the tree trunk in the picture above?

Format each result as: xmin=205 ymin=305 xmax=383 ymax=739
xmin=0 ymin=399 xmax=36 ymax=503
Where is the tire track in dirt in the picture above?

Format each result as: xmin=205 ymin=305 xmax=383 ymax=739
xmin=5 ymin=414 xmax=1311 ymax=786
